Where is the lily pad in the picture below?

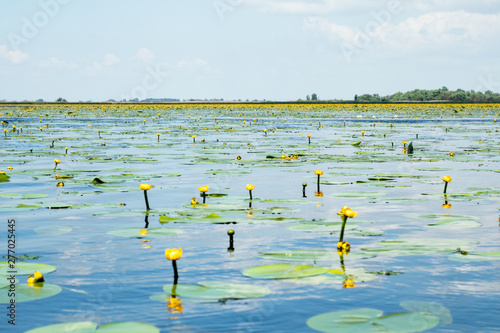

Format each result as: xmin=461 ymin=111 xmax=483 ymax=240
xmin=159 ymin=281 xmax=271 ymax=300
xmin=25 ymin=322 xmax=98 ymax=333
xmin=400 ymin=300 xmax=452 ymax=325
xmin=34 ymin=225 xmax=72 ymax=235
xmin=242 ymin=264 xmax=329 ymax=279
xmin=362 ymin=238 xmax=478 ymax=256
xmin=0 ymin=275 xmax=18 ymax=288
xmin=107 ymin=227 xmax=182 ymax=238
xmin=0 ymin=262 xmax=57 ymax=275
xmin=448 ymin=252 xmax=500 ymax=262
xmin=258 ymin=250 xmax=376 ymax=262
xmin=0 ymin=283 xmax=62 ymax=303
xmin=25 ymin=321 xmax=159 ymax=333
xmin=307 ymin=308 xmax=440 ymax=333
xmin=0 ymin=193 xmax=49 ymax=199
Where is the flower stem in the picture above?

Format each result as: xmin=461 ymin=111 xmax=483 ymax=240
xmin=317 ymin=174 xmax=320 ymax=193
xmin=172 ymin=260 xmax=178 ymax=283
xmin=249 ymin=189 xmax=253 ymax=201
xmin=339 ymin=215 xmax=348 ymax=243
xmin=202 ymin=192 xmax=206 ymax=204
xmin=443 ymin=182 xmax=448 ymax=194
xmin=143 ymin=190 xmax=150 ymax=211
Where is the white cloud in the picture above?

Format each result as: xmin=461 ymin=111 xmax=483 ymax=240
xmin=0 ymin=45 xmax=29 ymax=64
xmin=305 ymin=10 xmax=500 ymax=53
xmin=104 ymin=54 xmax=120 ymax=66
xmin=135 ymin=48 xmax=155 ymax=63
xmin=39 ymin=57 xmax=78 ymax=69
xmin=244 ymin=0 xmax=500 ymax=15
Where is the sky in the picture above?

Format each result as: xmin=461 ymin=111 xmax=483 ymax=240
xmin=0 ymin=0 xmax=499 ymax=102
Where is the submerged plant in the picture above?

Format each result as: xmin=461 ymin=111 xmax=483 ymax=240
xmin=140 ymin=183 xmax=152 ymax=210
xmin=442 ymin=176 xmax=452 ymax=194
xmin=337 ymin=206 xmax=357 ymax=251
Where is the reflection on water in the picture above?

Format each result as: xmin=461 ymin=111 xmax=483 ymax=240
xmin=2 ymin=106 xmax=500 ymax=332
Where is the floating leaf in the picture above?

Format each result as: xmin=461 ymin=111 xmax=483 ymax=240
xmin=242 ymin=264 xmax=329 ymax=279
xmin=400 ymin=300 xmax=452 ymax=325
xmin=362 ymin=238 xmax=477 ymax=256
xmin=25 ymin=321 xmax=98 ymax=333
xmin=34 ymin=225 xmax=72 ymax=235
xmin=307 ymin=308 xmax=440 ymax=333
xmin=0 ymin=283 xmax=62 ymax=303
xmin=107 ymin=227 xmax=182 ymax=238
xmin=97 ymin=322 xmax=160 ymax=333
xmin=25 ymin=321 xmax=159 ymax=333
xmin=0 ymin=262 xmax=57 ymax=276
xmin=258 ymin=250 xmax=376 ymax=262
xmin=0 ymin=193 xmax=49 ymax=199
xmin=0 ymin=275 xmax=18 ymax=288
xmin=448 ymin=252 xmax=500 ymax=262
xmin=158 ymin=281 xmax=271 ymax=300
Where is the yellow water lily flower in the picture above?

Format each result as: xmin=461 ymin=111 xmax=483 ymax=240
xmin=442 ymin=176 xmax=452 ymax=183
xmin=246 ymin=184 xmax=255 ymax=191
xmin=315 ymin=170 xmax=324 ymax=175
xmin=27 ymin=271 xmax=44 ymax=285
xmin=198 ymin=186 xmax=209 ymax=193
xmin=449 ymin=152 xmax=454 ymax=156
xmin=54 ymin=159 xmax=61 ymax=164
xmin=442 ymin=203 xmax=452 ymax=209
xmin=190 ymin=197 xmax=199 ymax=204
xmin=165 ymin=247 xmax=183 ymax=261
xmin=337 ymin=241 xmax=351 ymax=251
xmin=140 ymin=183 xmax=151 ymax=191
xmin=337 ymin=206 xmax=357 ymax=218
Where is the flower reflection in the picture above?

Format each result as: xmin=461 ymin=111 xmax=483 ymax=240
xmin=343 ymin=278 xmax=356 ymax=289
xmin=166 ymin=297 xmax=183 ymax=315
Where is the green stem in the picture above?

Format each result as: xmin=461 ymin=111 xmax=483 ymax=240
xmin=249 ymin=190 xmax=253 ymax=201
xmin=443 ymin=182 xmax=448 ymax=194
xmin=172 ymin=260 xmax=178 ymax=283
xmin=202 ymin=192 xmax=206 ymax=204
xmin=339 ymin=215 xmax=348 ymax=243
xmin=143 ymin=190 xmax=150 ymax=211
xmin=317 ymin=174 xmax=320 ymax=193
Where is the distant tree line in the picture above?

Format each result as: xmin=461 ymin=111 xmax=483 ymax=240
xmin=354 ymin=87 xmax=500 ymax=102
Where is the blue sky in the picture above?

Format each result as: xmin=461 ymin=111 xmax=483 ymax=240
xmin=1 ymin=0 xmax=499 ymax=102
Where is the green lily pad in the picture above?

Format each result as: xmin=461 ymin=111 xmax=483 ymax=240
xmin=0 ymin=275 xmax=18 ymax=288
xmin=97 ymin=322 xmax=160 ymax=333
xmin=333 ymin=191 xmax=387 ymax=198
xmin=448 ymin=252 xmax=500 ymax=262
xmin=242 ymin=264 xmax=329 ymax=279
xmin=307 ymin=308 xmax=440 ymax=333
xmin=258 ymin=250 xmax=376 ymax=262
xmin=107 ymin=227 xmax=182 ymax=238
xmin=0 ymin=262 xmax=57 ymax=275
xmin=0 ymin=283 xmax=61 ymax=303
xmin=362 ymin=238 xmax=478 ymax=256
xmin=34 ymin=225 xmax=72 ymax=235
xmin=0 ymin=193 xmax=49 ymax=199
xmin=159 ymin=281 xmax=271 ymax=300
xmin=25 ymin=321 xmax=98 ymax=333
xmin=25 ymin=321 xmax=160 ymax=333
xmin=0 ymin=173 xmax=10 ymax=182
xmin=400 ymin=300 xmax=452 ymax=325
